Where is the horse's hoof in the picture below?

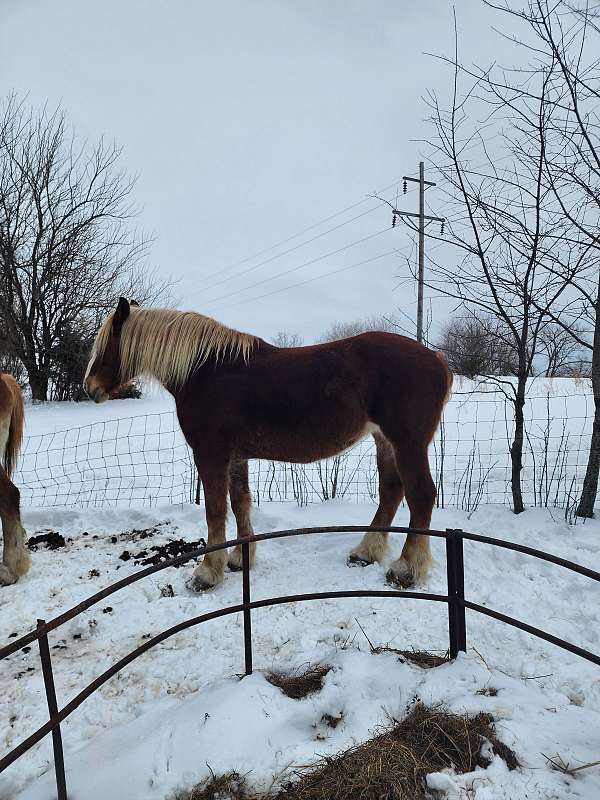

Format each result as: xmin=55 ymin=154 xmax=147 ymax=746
xmin=347 ymin=554 xmax=372 ymax=568
xmin=0 ymin=565 xmax=18 ymax=586
xmin=186 ymin=575 xmax=214 ymax=593
xmin=228 ymin=562 xmax=243 ymax=572
xmin=386 ymin=567 xmax=415 ymax=589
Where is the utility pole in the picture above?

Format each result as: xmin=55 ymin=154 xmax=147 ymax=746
xmin=390 ymin=162 xmax=444 ymax=343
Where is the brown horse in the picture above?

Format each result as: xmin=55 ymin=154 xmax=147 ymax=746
xmin=0 ymin=373 xmax=30 ymax=586
xmin=85 ymin=299 xmax=452 ymax=592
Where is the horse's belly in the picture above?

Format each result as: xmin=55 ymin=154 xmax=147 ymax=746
xmin=236 ymin=421 xmax=380 ymax=464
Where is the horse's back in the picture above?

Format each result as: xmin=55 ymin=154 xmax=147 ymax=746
xmin=282 ymin=331 xmax=450 ymax=408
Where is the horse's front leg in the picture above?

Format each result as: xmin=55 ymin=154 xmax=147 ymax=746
xmin=0 ymin=469 xmax=30 ymax=586
xmin=227 ymin=459 xmax=256 ymax=571
xmin=188 ymin=455 xmax=230 ymax=592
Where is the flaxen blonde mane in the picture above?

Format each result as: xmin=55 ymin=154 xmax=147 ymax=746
xmin=89 ymin=307 xmax=257 ymax=388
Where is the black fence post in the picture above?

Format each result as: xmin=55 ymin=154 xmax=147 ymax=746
xmin=241 ymin=541 xmax=253 ymax=675
xmin=445 ymin=529 xmax=467 ymax=659
xmin=37 ymin=619 xmax=67 ymax=800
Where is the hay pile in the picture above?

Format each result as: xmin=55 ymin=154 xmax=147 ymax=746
xmin=174 ymin=702 xmax=518 ymax=800
xmin=273 ymin=702 xmax=518 ymax=800
xmin=175 ymin=771 xmax=250 ymax=800
xmin=266 ymin=664 xmax=332 ymax=699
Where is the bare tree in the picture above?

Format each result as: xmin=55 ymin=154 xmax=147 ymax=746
xmin=0 ymin=337 xmax=25 ymax=385
xmin=437 ymin=313 xmax=518 ymax=378
xmin=474 ymin=1 xmax=600 ymax=516
xmin=317 ymin=313 xmax=399 ymax=343
xmin=0 ymin=95 xmax=170 ymax=400
xmin=422 ymin=14 xmax=587 ymax=513
xmin=538 ymin=324 xmax=587 ymax=378
xmin=271 ymin=331 xmax=303 ymax=347
xmin=439 ymin=314 xmax=584 ymax=380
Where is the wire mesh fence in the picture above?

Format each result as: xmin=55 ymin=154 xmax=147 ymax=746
xmin=16 ymin=413 xmax=197 ymax=508
xmin=14 ymin=386 xmax=594 ymax=511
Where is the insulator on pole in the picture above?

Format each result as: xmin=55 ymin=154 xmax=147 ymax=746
xmin=403 ymin=180 xmax=407 ymax=194
xmin=440 ymin=220 xmax=445 ymax=235
xmin=392 ymin=213 xmax=397 ymax=228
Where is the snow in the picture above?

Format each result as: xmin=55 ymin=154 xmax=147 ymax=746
xmin=20 ymin=392 xmax=174 ymax=438
xmin=2 ymin=499 xmax=600 ymax=799
xmin=2 ymin=386 xmax=600 ymax=799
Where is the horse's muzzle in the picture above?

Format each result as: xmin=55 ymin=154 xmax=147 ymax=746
xmin=83 ymin=382 xmax=108 ymax=404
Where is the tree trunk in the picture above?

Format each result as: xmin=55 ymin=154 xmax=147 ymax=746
xmin=510 ymin=384 xmax=526 ymax=514
xmin=24 ymin=362 xmax=49 ymax=401
xmin=577 ymin=397 xmax=600 ymax=518
xmin=577 ymin=302 xmax=600 ymax=517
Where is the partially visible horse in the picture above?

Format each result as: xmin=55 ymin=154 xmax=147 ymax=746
xmin=85 ymin=300 xmax=452 ymax=592
xmin=0 ymin=373 xmax=30 ymax=586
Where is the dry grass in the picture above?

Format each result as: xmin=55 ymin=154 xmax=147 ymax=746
xmin=319 ymin=713 xmax=342 ymax=729
xmin=543 ymin=752 xmax=600 ymax=776
xmin=353 ymin=620 xmax=450 ymax=669
xmin=174 ymin=703 xmax=519 ymax=800
xmin=272 ymin=702 xmax=519 ymax=800
xmin=376 ymin=647 xmax=450 ymax=670
xmin=266 ymin=664 xmax=332 ymax=699
xmin=476 ymin=686 xmax=499 ymax=697
xmin=172 ymin=770 xmax=254 ymax=800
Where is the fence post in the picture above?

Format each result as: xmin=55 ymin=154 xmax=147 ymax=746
xmin=241 ymin=540 xmax=253 ymax=675
xmin=445 ymin=529 xmax=467 ymax=659
xmin=37 ymin=619 xmax=68 ymax=800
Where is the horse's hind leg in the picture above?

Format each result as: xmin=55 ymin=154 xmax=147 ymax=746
xmin=227 ymin=459 xmax=256 ymax=571
xmin=348 ymin=432 xmax=404 ymax=566
xmin=386 ymin=440 xmax=436 ymax=588
xmin=0 ymin=466 xmax=30 ymax=586
xmin=188 ymin=454 xmax=230 ymax=592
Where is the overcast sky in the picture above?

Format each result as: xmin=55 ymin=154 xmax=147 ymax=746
xmin=0 ymin=0 xmax=505 ymax=343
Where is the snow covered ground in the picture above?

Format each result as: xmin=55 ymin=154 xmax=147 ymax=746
xmin=2 ymin=499 xmax=600 ymax=799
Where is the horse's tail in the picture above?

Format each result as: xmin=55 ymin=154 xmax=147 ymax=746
xmin=435 ymin=350 xmax=453 ymax=407
xmin=3 ymin=375 xmax=24 ymax=477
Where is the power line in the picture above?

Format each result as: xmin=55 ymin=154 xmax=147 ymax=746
xmin=197 ymin=203 xmax=386 ymax=298
xmin=207 ymin=249 xmax=398 ymax=313
xmin=205 ymin=226 xmax=391 ymax=310
xmin=195 ymin=176 xmax=405 ymax=288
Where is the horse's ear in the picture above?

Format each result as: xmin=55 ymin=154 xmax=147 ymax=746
xmin=130 ymin=299 xmax=140 ymax=307
xmin=112 ymin=297 xmax=131 ymax=335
